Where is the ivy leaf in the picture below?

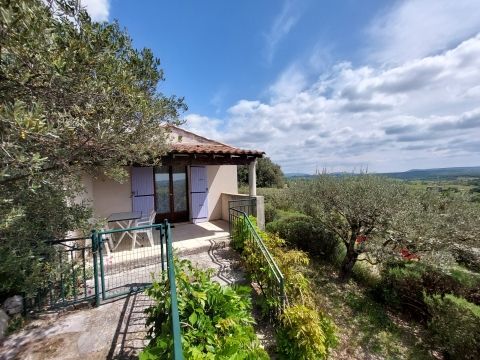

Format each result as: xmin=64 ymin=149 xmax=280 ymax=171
xmin=189 ymin=311 xmax=197 ymax=325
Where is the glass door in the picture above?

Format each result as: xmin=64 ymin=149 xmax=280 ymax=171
xmin=154 ymin=166 xmax=189 ymax=222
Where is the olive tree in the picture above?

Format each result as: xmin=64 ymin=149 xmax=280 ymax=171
xmin=295 ymin=175 xmax=480 ymax=280
xmin=0 ymin=0 xmax=185 ymax=299
xmin=0 ymin=0 xmax=186 ymax=185
xmin=390 ymin=189 xmax=480 ymax=265
xmin=295 ymin=175 xmax=409 ymax=280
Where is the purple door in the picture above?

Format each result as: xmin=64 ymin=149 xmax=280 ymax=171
xmin=190 ymin=166 xmax=208 ymax=223
xmin=131 ymin=167 xmax=155 ymax=217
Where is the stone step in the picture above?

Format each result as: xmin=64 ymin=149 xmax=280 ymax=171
xmin=178 ymin=237 xmax=246 ymax=287
xmin=173 ymin=236 xmax=231 ymax=256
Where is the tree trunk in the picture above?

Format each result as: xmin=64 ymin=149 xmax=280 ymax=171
xmin=339 ymin=244 xmax=359 ymax=281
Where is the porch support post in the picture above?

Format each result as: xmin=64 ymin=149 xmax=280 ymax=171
xmin=248 ymin=160 xmax=257 ymax=196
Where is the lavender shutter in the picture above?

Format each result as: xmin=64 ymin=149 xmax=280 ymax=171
xmin=190 ymin=166 xmax=208 ymax=223
xmin=131 ymin=167 xmax=155 ymax=217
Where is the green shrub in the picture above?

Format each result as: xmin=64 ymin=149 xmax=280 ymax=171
xmin=424 ymin=294 xmax=480 ymax=359
xmin=141 ymin=258 xmax=269 ymax=360
xmin=0 ymin=178 xmax=91 ymax=303
xmin=231 ymin=217 xmax=251 ymax=251
xmin=375 ymin=261 xmax=480 ymax=319
xmin=453 ymin=246 xmax=480 ymax=273
xmin=233 ymin=216 xmax=338 ymax=359
xmin=375 ymin=262 xmax=442 ymax=319
xmin=351 ymin=261 xmax=381 ymax=288
xmin=243 ymin=216 xmax=313 ymax=310
xmin=264 ymin=203 xmax=278 ymax=224
xmin=257 ymin=188 xmax=292 ymax=211
xmin=276 ymin=305 xmax=337 ymax=360
xmin=266 ymin=212 xmax=339 ymax=261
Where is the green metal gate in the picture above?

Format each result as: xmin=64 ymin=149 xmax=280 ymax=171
xmin=92 ymin=219 xmax=183 ymax=359
xmin=91 ymin=220 xmax=169 ymax=304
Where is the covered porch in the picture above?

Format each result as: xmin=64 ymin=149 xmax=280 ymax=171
xmin=82 ymin=126 xmax=264 ymax=230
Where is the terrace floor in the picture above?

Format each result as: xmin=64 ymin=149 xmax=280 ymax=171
xmin=103 ymin=220 xmax=230 ymax=258
xmin=173 ymin=219 xmax=230 ymax=243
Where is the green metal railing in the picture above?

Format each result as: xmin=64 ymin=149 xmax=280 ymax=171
xmin=25 ymin=236 xmax=95 ymax=311
xmin=92 ymin=220 xmax=183 ymax=359
xmin=164 ymin=220 xmax=183 ymax=360
xmin=229 ymin=208 xmax=285 ymax=313
xmin=228 ymin=197 xmax=256 ymax=217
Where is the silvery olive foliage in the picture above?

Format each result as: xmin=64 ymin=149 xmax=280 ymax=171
xmin=1 ymin=0 xmax=185 ymax=185
xmin=293 ymin=175 xmax=480 ymax=279
xmin=0 ymin=0 xmax=185 ymax=299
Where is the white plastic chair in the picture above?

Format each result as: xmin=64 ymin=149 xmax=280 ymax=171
xmin=132 ymin=210 xmax=156 ymax=249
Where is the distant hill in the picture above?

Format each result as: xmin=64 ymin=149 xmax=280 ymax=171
xmin=285 ymin=166 xmax=480 ymax=181
xmin=382 ymin=166 xmax=480 ymax=180
xmin=284 ymin=172 xmax=311 ymax=178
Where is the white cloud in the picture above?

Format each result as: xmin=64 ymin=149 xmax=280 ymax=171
xmin=264 ymin=0 xmax=302 ymax=63
xmin=367 ymin=0 xmax=480 ymax=64
xmin=209 ymin=88 xmax=228 ymax=115
xmin=182 ymin=114 xmax=223 ymax=141
xmin=268 ymin=64 xmax=307 ymax=101
xmin=81 ymin=0 xmax=110 ymax=22
xmin=184 ymin=34 xmax=480 ymax=173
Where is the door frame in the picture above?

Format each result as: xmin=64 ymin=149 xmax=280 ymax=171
xmin=154 ymin=166 xmax=189 ymax=223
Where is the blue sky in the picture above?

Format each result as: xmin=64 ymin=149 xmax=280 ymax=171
xmin=106 ymin=0 xmax=384 ymax=118
xmin=84 ymin=0 xmax=480 ymax=173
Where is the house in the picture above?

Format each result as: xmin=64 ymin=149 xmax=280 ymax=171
xmin=80 ymin=126 xmax=265 ymax=229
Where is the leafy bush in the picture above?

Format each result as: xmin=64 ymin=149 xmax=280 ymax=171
xmin=351 ymin=261 xmax=382 ymax=288
xmin=232 ymin=216 xmax=338 ymax=359
xmin=264 ymin=203 xmax=278 ymax=224
xmin=0 ymin=178 xmax=91 ymax=302
xmin=141 ymin=258 xmax=268 ymax=360
xmin=230 ymin=217 xmax=251 ymax=252
xmin=374 ymin=261 xmax=480 ymax=320
xmin=266 ymin=211 xmax=340 ymax=261
xmin=424 ymin=294 xmax=480 ymax=359
xmin=56 ymin=261 xmax=94 ymax=300
xmin=266 ymin=210 xmax=309 ymax=225
xmin=241 ymin=216 xmax=313 ymax=310
xmin=374 ymin=262 xmax=429 ymax=319
xmin=256 ymin=188 xmax=292 ymax=211
xmin=277 ymin=305 xmax=338 ymax=360
xmin=453 ymin=245 xmax=480 ymax=273
xmin=450 ymin=265 xmax=480 ymax=284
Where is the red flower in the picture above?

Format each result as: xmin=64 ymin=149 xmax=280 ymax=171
xmin=400 ymin=248 xmax=419 ymax=260
xmin=356 ymin=235 xmax=367 ymax=244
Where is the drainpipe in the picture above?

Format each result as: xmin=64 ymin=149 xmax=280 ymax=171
xmin=248 ymin=159 xmax=257 ymax=196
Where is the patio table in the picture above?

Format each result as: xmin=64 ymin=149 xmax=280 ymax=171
xmin=107 ymin=211 xmax=142 ymax=250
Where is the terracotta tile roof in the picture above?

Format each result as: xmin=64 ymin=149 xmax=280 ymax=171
xmin=167 ymin=126 xmax=264 ymax=157
xmin=170 ymin=143 xmax=264 ymax=156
